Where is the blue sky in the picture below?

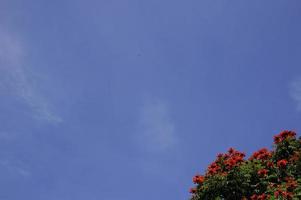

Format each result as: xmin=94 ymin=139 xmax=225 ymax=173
xmin=1 ymin=1 xmax=301 ymax=199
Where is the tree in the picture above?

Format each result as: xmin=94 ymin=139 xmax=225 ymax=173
xmin=189 ymin=130 xmax=301 ymax=200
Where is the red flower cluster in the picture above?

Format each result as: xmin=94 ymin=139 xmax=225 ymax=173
xmin=206 ymin=148 xmax=245 ymax=175
xmin=224 ymin=148 xmax=245 ymax=170
xmin=274 ymin=130 xmax=296 ymax=144
xmin=249 ymin=148 xmax=272 ymax=161
xmin=277 ymin=159 xmax=288 ymax=168
xmin=266 ymin=161 xmax=274 ymax=168
xmin=257 ymin=169 xmax=268 ymax=177
xmin=207 ymin=162 xmax=221 ymax=175
xmin=190 ymin=130 xmax=300 ymax=200
xmin=250 ymin=193 xmax=270 ymax=200
xmin=274 ymin=190 xmax=293 ymax=199
xmin=192 ymin=175 xmax=204 ymax=184
xmin=285 ymin=177 xmax=298 ymax=190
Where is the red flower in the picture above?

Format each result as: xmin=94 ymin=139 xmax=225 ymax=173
xmin=279 ymin=130 xmax=296 ymax=138
xmin=206 ymin=161 xmax=221 ymax=175
xmin=274 ymin=190 xmax=280 ymax=198
xmin=287 ymin=181 xmax=298 ymax=190
xmin=277 ymin=159 xmax=288 ymax=168
xmin=250 ymin=148 xmax=272 ymax=160
xmin=266 ymin=162 xmax=274 ymax=168
xmin=189 ymin=188 xmax=197 ymax=194
xmin=282 ymin=191 xmax=293 ymax=199
xmin=228 ymin=147 xmax=235 ymax=154
xmin=274 ymin=135 xmax=282 ymax=144
xmin=250 ymin=194 xmax=269 ymax=200
xmin=224 ymin=158 xmax=237 ymax=170
xmin=250 ymin=194 xmax=258 ymax=200
xmin=274 ymin=130 xmax=296 ymax=144
xmin=222 ymin=149 xmax=246 ymax=170
xmin=257 ymin=169 xmax=268 ymax=177
xmin=217 ymin=153 xmax=224 ymax=159
xmin=193 ymin=175 xmax=204 ymax=184
xmin=257 ymin=194 xmax=269 ymax=200
xmin=285 ymin=177 xmax=298 ymax=190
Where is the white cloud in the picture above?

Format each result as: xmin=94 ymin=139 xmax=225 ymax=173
xmin=289 ymin=77 xmax=301 ymax=111
xmin=136 ymin=98 xmax=177 ymax=153
xmin=0 ymin=29 xmax=61 ymax=123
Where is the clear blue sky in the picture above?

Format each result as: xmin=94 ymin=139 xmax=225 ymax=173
xmin=1 ymin=1 xmax=301 ymax=199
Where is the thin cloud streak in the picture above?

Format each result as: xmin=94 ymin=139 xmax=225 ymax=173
xmin=0 ymin=159 xmax=31 ymax=177
xmin=289 ymin=78 xmax=301 ymax=112
xmin=0 ymin=29 xmax=61 ymax=123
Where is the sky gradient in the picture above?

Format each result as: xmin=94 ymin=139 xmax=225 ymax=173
xmin=1 ymin=1 xmax=301 ymax=199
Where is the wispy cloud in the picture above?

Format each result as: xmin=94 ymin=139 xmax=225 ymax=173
xmin=135 ymin=98 xmax=177 ymax=153
xmin=289 ymin=77 xmax=301 ymax=111
xmin=0 ymin=159 xmax=31 ymax=177
xmin=0 ymin=29 xmax=61 ymax=123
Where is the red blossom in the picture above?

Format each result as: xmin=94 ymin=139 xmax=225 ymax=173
xmin=250 ymin=148 xmax=272 ymax=161
xmin=250 ymin=194 xmax=269 ymax=200
xmin=285 ymin=177 xmax=298 ymax=190
xmin=282 ymin=191 xmax=294 ymax=199
xmin=206 ymin=162 xmax=221 ymax=175
xmin=193 ymin=175 xmax=204 ymax=184
xmin=228 ymin=147 xmax=235 ymax=154
xmin=217 ymin=153 xmax=223 ymax=159
xmin=279 ymin=130 xmax=296 ymax=138
xmin=257 ymin=169 xmax=268 ymax=177
xmin=277 ymin=159 xmax=288 ymax=168
xmin=250 ymin=194 xmax=258 ymax=200
xmin=222 ymin=149 xmax=246 ymax=170
xmin=274 ymin=130 xmax=296 ymax=144
xmin=275 ymin=190 xmax=293 ymax=199
xmin=189 ymin=188 xmax=197 ymax=194
xmin=274 ymin=135 xmax=282 ymax=144
xmin=274 ymin=190 xmax=280 ymax=198
xmin=258 ymin=194 xmax=269 ymax=200
xmin=266 ymin=161 xmax=274 ymax=168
